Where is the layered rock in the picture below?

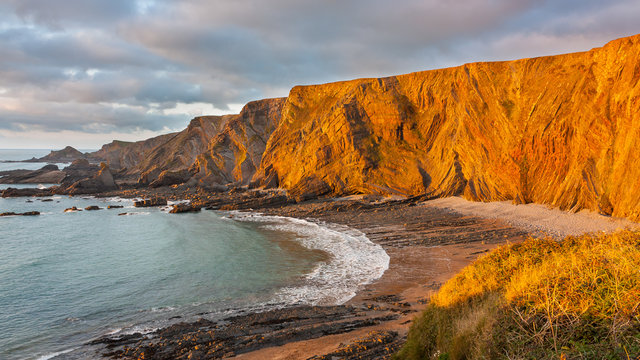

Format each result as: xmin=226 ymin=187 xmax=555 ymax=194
xmin=0 ymin=164 xmax=65 ymax=184
xmin=63 ymin=163 xmax=118 ymax=195
xmin=252 ymin=34 xmax=640 ymax=220
xmin=192 ymin=98 xmax=286 ymax=186
xmin=87 ymin=134 xmax=175 ymax=171
xmin=133 ymin=116 xmax=234 ymax=185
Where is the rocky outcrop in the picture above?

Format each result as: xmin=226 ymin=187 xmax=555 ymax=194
xmin=250 ymin=34 xmax=640 ymax=221
xmin=0 ymin=164 xmax=65 ymax=184
xmin=29 ymin=146 xmax=86 ymax=163
xmin=169 ymin=203 xmax=201 ymax=213
xmin=192 ymin=98 xmax=286 ymax=186
xmin=59 ymin=159 xmax=101 ymax=186
xmin=149 ymin=169 xmax=194 ymax=188
xmin=133 ymin=116 xmax=234 ymax=185
xmin=0 ymin=211 xmax=40 ymax=216
xmin=1 ymin=187 xmax=52 ymax=197
xmin=134 ymin=198 xmax=167 ymax=207
xmin=64 ymin=163 xmax=118 ymax=195
xmin=87 ymin=134 xmax=175 ymax=171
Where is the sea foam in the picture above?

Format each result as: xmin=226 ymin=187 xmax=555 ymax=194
xmin=230 ymin=212 xmax=390 ymax=305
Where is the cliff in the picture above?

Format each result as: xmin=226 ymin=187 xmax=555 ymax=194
xmin=192 ymin=98 xmax=286 ymax=186
xmin=35 ymin=146 xmax=86 ymax=163
xmin=251 ymin=34 xmax=640 ymax=220
xmin=133 ymin=116 xmax=233 ymax=185
xmin=87 ymin=135 xmax=175 ymax=170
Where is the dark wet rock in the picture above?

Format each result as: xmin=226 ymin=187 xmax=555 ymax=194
xmin=134 ymin=198 xmax=167 ymax=207
xmin=64 ymin=206 xmax=82 ymax=212
xmin=1 ymin=187 xmax=52 ymax=198
xmin=118 ymin=212 xmax=128 ymax=216
xmin=41 ymin=164 xmax=60 ymax=171
xmin=0 ymin=165 xmax=65 ymax=184
xmin=40 ymin=198 xmax=53 ymax=202
xmin=85 ymin=206 xmax=101 ymax=211
xmin=0 ymin=211 xmax=40 ymax=216
xmin=169 ymin=203 xmax=201 ymax=213
xmin=95 ymin=305 xmax=398 ymax=360
xmin=107 ymin=205 xmax=124 ymax=209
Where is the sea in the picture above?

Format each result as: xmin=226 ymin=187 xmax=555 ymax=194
xmin=0 ymin=150 xmax=390 ymax=360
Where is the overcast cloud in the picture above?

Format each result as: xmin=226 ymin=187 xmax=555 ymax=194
xmin=0 ymin=0 xmax=638 ymax=148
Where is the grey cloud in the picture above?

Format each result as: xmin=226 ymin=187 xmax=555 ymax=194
xmin=0 ymin=0 xmax=639 ymax=146
xmin=1 ymin=0 xmax=137 ymax=29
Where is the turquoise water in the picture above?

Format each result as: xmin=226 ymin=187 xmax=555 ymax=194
xmin=0 ymin=149 xmax=390 ymax=360
xmin=0 ymin=151 xmax=389 ymax=359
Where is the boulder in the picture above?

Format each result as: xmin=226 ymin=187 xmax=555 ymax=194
xmin=134 ymin=198 xmax=167 ymax=207
xmin=64 ymin=163 xmax=118 ymax=195
xmin=169 ymin=203 xmax=202 ymax=213
xmin=64 ymin=206 xmax=82 ymax=212
xmin=85 ymin=206 xmax=101 ymax=211
xmin=107 ymin=205 xmax=124 ymax=209
xmin=149 ymin=169 xmax=194 ymax=188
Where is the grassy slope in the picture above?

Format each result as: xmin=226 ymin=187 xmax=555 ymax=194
xmin=396 ymin=231 xmax=640 ymax=359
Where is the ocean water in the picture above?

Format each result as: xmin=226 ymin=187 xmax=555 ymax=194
xmin=0 ymin=149 xmax=68 ymax=172
xmin=0 ymin=149 xmax=94 ymax=172
xmin=0 ymin=152 xmax=389 ymax=360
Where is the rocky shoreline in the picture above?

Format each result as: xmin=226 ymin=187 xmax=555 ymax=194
xmin=4 ymin=184 xmax=635 ymax=359
xmin=37 ymin=186 xmax=526 ymax=360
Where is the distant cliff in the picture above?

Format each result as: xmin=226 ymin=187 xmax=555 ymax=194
xmin=88 ymin=135 xmax=175 ymax=170
xmin=251 ymin=34 xmax=640 ymax=220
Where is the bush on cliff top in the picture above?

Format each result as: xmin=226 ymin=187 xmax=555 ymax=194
xmin=396 ymin=231 xmax=640 ymax=359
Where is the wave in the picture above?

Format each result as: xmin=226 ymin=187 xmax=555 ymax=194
xmin=229 ymin=212 xmax=390 ymax=306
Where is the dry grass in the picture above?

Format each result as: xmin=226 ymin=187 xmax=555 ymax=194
xmin=396 ymin=231 xmax=640 ymax=359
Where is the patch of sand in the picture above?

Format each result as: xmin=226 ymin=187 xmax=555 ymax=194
xmin=423 ymin=196 xmax=639 ymax=239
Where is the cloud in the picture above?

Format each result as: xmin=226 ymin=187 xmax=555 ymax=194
xmin=0 ymin=0 xmax=638 ymax=148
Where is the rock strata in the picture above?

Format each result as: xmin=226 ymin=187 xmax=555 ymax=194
xmin=134 ymin=198 xmax=167 ymax=207
xmin=251 ymin=34 xmax=640 ymax=221
xmin=169 ymin=203 xmax=201 ymax=213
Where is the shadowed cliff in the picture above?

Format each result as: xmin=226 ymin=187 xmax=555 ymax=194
xmin=251 ymin=34 xmax=640 ymax=220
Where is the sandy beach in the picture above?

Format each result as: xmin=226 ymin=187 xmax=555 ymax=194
xmin=87 ymin=193 xmax=638 ymax=359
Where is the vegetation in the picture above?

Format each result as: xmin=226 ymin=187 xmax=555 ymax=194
xmin=396 ymin=231 xmax=640 ymax=359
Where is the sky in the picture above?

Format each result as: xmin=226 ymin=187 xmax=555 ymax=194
xmin=0 ymin=0 xmax=638 ymax=149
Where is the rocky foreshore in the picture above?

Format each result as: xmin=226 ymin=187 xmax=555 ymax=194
xmin=22 ymin=185 xmax=525 ymax=360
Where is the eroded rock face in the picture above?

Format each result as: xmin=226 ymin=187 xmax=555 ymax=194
xmin=133 ymin=116 xmax=235 ymax=185
xmin=192 ymin=98 xmax=286 ymax=186
xmin=64 ymin=163 xmax=118 ymax=195
xmin=252 ymin=34 xmax=640 ymax=220
xmin=87 ymin=135 xmax=175 ymax=171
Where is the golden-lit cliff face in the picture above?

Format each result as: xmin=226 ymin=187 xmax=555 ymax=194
xmin=192 ymin=98 xmax=286 ymax=186
xmin=252 ymin=34 xmax=640 ymax=220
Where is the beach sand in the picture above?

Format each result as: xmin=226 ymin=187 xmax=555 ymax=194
xmin=92 ymin=194 xmax=638 ymax=359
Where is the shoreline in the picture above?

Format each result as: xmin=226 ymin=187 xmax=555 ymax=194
xmin=4 ymin=188 xmax=638 ymax=359
xmin=84 ymin=194 xmax=533 ymax=359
